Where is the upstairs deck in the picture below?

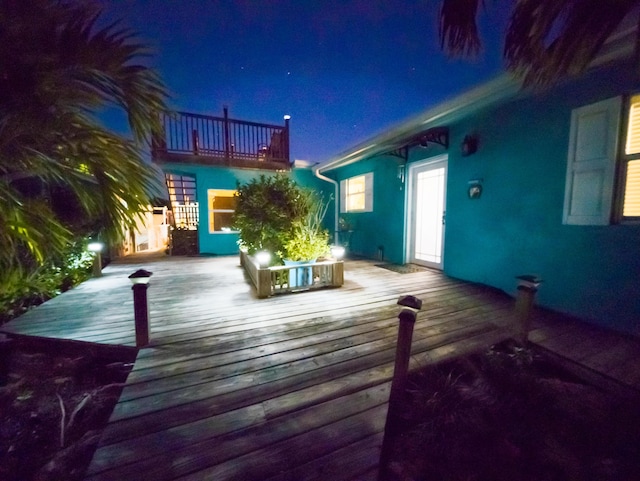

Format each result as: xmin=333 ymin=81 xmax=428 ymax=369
xmin=152 ymin=108 xmax=291 ymax=170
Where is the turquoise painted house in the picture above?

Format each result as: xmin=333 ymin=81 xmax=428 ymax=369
xmin=152 ymin=108 xmax=332 ymax=256
xmin=314 ymin=27 xmax=640 ymax=336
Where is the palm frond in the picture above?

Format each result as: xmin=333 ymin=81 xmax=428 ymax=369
xmin=505 ymin=0 xmax=639 ymax=86
xmin=439 ymin=0 xmax=484 ymax=57
xmin=0 ymin=0 xmax=169 ymax=267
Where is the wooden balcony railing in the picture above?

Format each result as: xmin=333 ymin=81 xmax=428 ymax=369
xmin=152 ymin=108 xmax=291 ymax=169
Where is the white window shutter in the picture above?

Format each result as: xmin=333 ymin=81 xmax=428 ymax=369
xmin=339 ymin=179 xmax=347 ymax=213
xmin=364 ymin=172 xmax=373 ymax=212
xmin=563 ymin=97 xmax=621 ymax=225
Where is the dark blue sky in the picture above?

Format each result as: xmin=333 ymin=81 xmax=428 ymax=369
xmin=100 ymin=0 xmax=508 ymax=163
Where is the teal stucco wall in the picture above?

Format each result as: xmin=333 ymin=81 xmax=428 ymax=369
xmin=159 ymin=163 xmax=333 ymax=256
xmin=328 ymin=60 xmax=640 ymax=335
xmin=329 ymin=155 xmax=406 ymax=264
xmin=443 ymin=60 xmax=640 ymax=335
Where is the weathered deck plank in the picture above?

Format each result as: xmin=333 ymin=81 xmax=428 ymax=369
xmin=2 ymin=253 xmax=638 ymax=481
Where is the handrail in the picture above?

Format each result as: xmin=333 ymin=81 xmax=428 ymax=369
xmin=153 ymin=108 xmax=290 ymax=166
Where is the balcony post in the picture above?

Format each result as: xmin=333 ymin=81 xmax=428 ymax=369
xmin=283 ymin=114 xmax=290 ymax=164
xmin=223 ymin=105 xmax=231 ymax=165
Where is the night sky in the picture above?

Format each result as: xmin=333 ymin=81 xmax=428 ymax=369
xmin=99 ymin=0 xmax=508 ymax=164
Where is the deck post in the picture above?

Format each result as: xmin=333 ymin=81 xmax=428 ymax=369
xmin=514 ymin=275 xmax=542 ymax=345
xmin=283 ymin=115 xmax=290 ymax=164
xmin=257 ymin=268 xmax=272 ymax=298
xmin=128 ymin=269 xmax=153 ymax=347
xmin=331 ymin=261 xmax=344 ymax=287
xmin=378 ymin=295 xmax=422 ymax=481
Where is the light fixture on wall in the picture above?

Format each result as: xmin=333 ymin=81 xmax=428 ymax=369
xmin=468 ymin=179 xmax=483 ymax=199
xmin=397 ymin=163 xmax=406 ymax=183
xmin=461 ymin=135 xmax=478 ymax=156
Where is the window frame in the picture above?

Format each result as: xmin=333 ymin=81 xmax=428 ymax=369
xmin=340 ymin=172 xmax=373 ymax=213
xmin=616 ymin=94 xmax=640 ymax=222
xmin=563 ymin=95 xmax=640 ymax=225
xmin=207 ymin=189 xmax=238 ymax=234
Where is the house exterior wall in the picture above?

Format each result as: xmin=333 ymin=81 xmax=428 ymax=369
xmin=329 ymin=155 xmax=405 ymax=263
xmin=445 ymin=60 xmax=640 ymax=335
xmin=159 ymin=163 xmax=333 ymax=256
xmin=327 ymin=59 xmax=640 ymax=335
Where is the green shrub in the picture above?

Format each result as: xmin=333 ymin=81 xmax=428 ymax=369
xmin=0 ymin=240 xmax=94 ymax=324
xmin=233 ymin=174 xmax=311 ymax=259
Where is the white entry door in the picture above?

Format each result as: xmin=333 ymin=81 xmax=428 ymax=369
xmin=407 ymin=156 xmax=447 ymax=269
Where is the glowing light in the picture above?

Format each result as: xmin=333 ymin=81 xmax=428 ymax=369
xmin=330 ymin=245 xmax=345 ymax=259
xmin=256 ymin=251 xmax=271 ymax=267
xmin=87 ymin=242 xmax=104 ymax=252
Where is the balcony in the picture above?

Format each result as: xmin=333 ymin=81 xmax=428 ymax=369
xmin=152 ymin=108 xmax=291 ymax=170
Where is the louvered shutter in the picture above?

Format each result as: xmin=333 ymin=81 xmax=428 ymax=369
xmin=563 ymin=97 xmax=621 ymax=225
xmin=364 ymin=172 xmax=373 ymax=212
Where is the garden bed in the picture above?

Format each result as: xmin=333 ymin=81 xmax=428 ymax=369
xmin=240 ymin=250 xmax=343 ymax=297
xmin=0 ymin=335 xmax=136 ymax=481
xmin=381 ymin=341 xmax=640 ymax=481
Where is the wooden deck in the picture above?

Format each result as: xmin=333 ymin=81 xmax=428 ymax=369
xmin=2 ymin=254 xmax=639 ymax=480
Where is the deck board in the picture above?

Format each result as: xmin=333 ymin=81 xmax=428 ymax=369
xmin=2 ymin=253 xmax=639 ymax=481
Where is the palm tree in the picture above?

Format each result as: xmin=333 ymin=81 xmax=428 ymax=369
xmin=0 ymin=0 xmax=169 ymax=269
xmin=439 ymin=0 xmax=640 ymax=86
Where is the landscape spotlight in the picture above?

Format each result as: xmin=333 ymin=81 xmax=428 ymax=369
xmin=330 ymin=245 xmax=345 ymax=260
xmin=87 ymin=242 xmax=104 ymax=277
xmin=255 ymin=251 xmax=271 ymax=267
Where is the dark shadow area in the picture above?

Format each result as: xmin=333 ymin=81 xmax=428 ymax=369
xmin=0 ymin=335 xmax=137 ymax=481
xmin=380 ymin=340 xmax=640 ymax=481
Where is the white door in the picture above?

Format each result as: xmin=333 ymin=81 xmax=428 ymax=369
xmin=407 ymin=156 xmax=447 ymax=269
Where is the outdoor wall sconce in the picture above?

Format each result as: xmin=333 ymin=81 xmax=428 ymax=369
xmin=87 ymin=242 xmax=104 ymax=277
xmin=468 ymin=179 xmax=483 ymax=199
xmin=461 ymin=135 xmax=478 ymax=156
xmin=128 ymin=269 xmax=153 ymax=347
xmin=397 ymin=164 xmax=405 ymax=183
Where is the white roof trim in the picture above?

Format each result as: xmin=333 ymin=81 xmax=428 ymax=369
xmin=315 ymin=16 xmax=638 ymax=175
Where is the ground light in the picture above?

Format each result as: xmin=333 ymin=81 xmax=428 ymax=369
xmin=255 ymin=251 xmax=271 ymax=267
xmin=128 ymin=269 xmax=153 ymax=347
xmin=87 ymin=242 xmax=104 ymax=277
xmin=330 ymin=245 xmax=345 ymax=260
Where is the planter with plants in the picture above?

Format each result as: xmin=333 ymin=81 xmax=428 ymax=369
xmin=233 ymin=174 xmax=342 ymax=296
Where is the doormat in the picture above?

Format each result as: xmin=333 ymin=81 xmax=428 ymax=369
xmin=375 ymin=263 xmax=428 ymax=274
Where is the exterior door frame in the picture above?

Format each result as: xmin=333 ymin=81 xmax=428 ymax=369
xmin=404 ymin=154 xmax=448 ymax=268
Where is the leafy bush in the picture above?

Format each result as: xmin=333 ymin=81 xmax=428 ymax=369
xmin=233 ymin=175 xmax=331 ymax=263
xmin=233 ymin=175 xmax=310 ymax=259
xmin=0 ymin=240 xmax=94 ymax=324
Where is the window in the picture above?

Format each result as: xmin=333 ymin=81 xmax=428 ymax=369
xmin=340 ymin=173 xmax=373 ymax=213
xmin=622 ymin=95 xmax=640 ymax=217
xmin=563 ymin=95 xmax=640 ymax=224
xmin=208 ymin=189 xmax=237 ymax=233
xmin=165 ymin=173 xmax=198 ymax=229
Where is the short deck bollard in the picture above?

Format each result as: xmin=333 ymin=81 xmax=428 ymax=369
xmin=87 ymin=242 xmax=104 ymax=277
xmin=378 ymin=294 xmax=423 ymax=481
xmin=514 ymin=275 xmax=543 ymax=346
xmin=128 ymin=269 xmax=153 ymax=347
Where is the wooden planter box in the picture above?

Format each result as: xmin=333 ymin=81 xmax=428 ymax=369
xmin=240 ymin=250 xmax=344 ymax=298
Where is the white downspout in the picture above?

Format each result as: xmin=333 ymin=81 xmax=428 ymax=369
xmin=313 ymin=166 xmax=340 ymax=244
